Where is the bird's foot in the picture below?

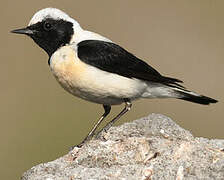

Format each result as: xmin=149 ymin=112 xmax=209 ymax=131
xmin=69 ymin=141 xmax=85 ymax=151
xmin=95 ymin=128 xmax=109 ymax=140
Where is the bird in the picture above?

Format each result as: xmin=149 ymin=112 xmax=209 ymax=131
xmin=11 ymin=8 xmax=217 ymax=147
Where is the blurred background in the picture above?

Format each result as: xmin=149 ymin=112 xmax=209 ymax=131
xmin=1 ymin=0 xmax=223 ymax=179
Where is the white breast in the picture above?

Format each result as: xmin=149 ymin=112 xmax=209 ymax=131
xmin=49 ymin=45 xmax=148 ymax=105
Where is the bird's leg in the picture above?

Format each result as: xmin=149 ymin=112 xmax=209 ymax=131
xmin=72 ymin=105 xmax=111 ymax=149
xmin=96 ymin=99 xmax=132 ymax=138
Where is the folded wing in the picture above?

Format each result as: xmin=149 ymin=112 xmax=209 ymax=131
xmin=77 ymin=40 xmax=183 ymax=88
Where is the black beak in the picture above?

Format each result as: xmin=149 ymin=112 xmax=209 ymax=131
xmin=11 ymin=27 xmax=34 ymax=35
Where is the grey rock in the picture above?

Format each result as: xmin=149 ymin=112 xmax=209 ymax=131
xmin=21 ymin=114 xmax=224 ymax=180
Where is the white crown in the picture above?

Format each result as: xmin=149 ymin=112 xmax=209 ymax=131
xmin=28 ymin=8 xmax=81 ymax=30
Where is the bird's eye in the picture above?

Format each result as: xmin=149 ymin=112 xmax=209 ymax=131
xmin=44 ymin=22 xmax=52 ymax=31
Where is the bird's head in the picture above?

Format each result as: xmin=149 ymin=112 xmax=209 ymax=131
xmin=11 ymin=8 xmax=82 ymax=57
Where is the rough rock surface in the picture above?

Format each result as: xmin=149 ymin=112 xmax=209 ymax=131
xmin=21 ymin=114 xmax=224 ymax=180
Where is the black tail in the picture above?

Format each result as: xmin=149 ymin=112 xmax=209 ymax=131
xmin=178 ymin=91 xmax=218 ymax=105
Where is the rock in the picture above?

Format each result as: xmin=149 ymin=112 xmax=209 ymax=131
xmin=21 ymin=114 xmax=224 ymax=180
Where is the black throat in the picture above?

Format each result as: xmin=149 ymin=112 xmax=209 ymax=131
xmin=27 ymin=18 xmax=74 ymax=63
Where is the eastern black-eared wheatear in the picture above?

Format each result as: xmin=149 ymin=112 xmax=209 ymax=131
xmin=11 ymin=8 xmax=217 ymax=147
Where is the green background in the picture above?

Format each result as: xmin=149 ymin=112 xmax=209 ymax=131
xmin=1 ymin=0 xmax=223 ymax=179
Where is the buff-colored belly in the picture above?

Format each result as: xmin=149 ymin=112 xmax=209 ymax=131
xmin=49 ymin=46 xmax=147 ymax=105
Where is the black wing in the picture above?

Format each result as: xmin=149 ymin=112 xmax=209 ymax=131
xmin=77 ymin=40 xmax=183 ymax=88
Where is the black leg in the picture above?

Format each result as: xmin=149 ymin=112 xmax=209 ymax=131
xmin=74 ymin=105 xmax=111 ymax=148
xmin=96 ymin=99 xmax=132 ymax=138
